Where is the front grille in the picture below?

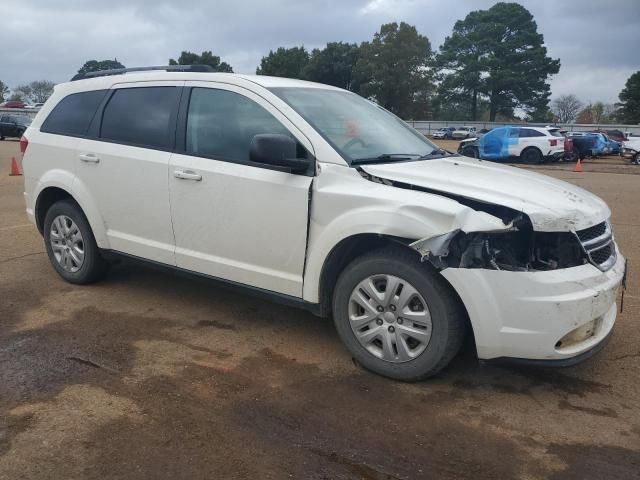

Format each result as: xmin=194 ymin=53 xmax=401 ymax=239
xmin=576 ymin=222 xmax=607 ymax=242
xmin=575 ymin=221 xmax=616 ymax=271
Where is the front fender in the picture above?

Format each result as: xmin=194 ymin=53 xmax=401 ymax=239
xmin=302 ymin=164 xmax=509 ymax=302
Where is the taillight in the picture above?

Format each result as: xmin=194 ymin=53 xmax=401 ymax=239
xmin=564 ymin=138 xmax=573 ymax=152
xmin=19 ymin=135 xmax=28 ymax=155
xmin=549 ymin=139 xmax=557 ymax=146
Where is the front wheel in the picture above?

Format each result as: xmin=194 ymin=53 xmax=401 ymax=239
xmin=633 ymin=153 xmax=640 ymax=165
xmin=462 ymin=146 xmax=478 ymax=158
xmin=333 ymin=247 xmax=466 ymax=381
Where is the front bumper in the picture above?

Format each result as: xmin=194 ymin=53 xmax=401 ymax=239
xmin=441 ymin=247 xmax=625 ymax=362
xmin=621 ymin=148 xmax=638 ymax=159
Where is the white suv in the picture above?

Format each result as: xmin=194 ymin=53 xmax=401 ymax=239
xmin=458 ymin=126 xmax=566 ymax=164
xmin=21 ymin=66 xmax=625 ymax=381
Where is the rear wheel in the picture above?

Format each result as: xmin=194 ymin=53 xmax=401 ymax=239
xmin=522 ymin=147 xmax=543 ymax=165
xmin=333 ymin=247 xmax=466 ymax=381
xmin=43 ymin=200 xmax=108 ymax=284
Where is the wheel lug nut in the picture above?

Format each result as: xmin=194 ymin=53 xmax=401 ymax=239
xmin=397 ymin=318 xmax=403 ymax=324
xmin=390 ymin=305 xmax=396 ymax=312
xmin=376 ymin=319 xmax=383 ymax=325
xmin=376 ymin=306 xmax=383 ymax=312
xmin=388 ymin=326 xmax=395 ymax=333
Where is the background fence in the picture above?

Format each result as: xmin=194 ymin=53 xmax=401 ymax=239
xmin=406 ymin=120 xmax=640 ymax=136
xmin=3 ymin=108 xmax=639 ymax=136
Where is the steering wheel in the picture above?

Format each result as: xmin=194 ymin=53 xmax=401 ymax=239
xmin=343 ymin=137 xmax=367 ymax=151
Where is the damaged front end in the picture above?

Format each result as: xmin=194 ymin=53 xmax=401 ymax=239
xmin=412 ymin=228 xmax=589 ymax=272
xmin=358 ymin=169 xmax=615 ymax=273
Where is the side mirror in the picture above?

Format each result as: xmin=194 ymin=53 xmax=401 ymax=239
xmin=249 ymin=134 xmax=311 ymax=173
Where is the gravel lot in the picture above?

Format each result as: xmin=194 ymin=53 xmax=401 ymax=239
xmin=1 ymin=139 xmax=639 ymax=479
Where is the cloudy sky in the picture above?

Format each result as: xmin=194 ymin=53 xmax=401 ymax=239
xmin=2 ymin=0 xmax=638 ymax=104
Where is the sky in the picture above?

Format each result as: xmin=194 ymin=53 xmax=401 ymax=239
xmin=1 ymin=0 xmax=638 ymax=104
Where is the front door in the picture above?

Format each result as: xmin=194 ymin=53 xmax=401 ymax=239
xmin=169 ymin=83 xmax=314 ymax=297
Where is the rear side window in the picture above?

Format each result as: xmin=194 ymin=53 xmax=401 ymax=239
xmin=100 ymin=87 xmax=179 ymax=149
xmin=41 ymin=90 xmax=107 ymax=136
xmin=185 ymin=88 xmax=299 ymax=162
xmin=520 ymin=129 xmax=545 ymax=138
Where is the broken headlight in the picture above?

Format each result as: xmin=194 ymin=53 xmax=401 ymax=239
xmin=434 ymin=230 xmax=588 ymax=272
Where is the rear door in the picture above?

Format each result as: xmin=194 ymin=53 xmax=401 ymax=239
xmin=168 ymin=83 xmax=314 ymax=297
xmin=75 ymin=82 xmax=182 ymax=264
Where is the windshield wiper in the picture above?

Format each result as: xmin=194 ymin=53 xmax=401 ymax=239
xmin=351 ymin=153 xmax=422 ymax=164
xmin=419 ymin=148 xmax=454 ymax=159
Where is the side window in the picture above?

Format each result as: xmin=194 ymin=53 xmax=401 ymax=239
xmin=100 ymin=87 xmax=179 ymax=149
xmin=520 ymin=128 xmax=544 ymax=138
xmin=185 ymin=88 xmax=306 ymax=163
xmin=41 ymin=90 xmax=108 ymax=136
xmin=509 ymin=128 xmax=520 ymax=138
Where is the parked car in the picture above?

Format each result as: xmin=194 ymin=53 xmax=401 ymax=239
xmin=20 ymin=66 xmax=625 ymax=381
xmin=0 ymin=114 xmax=30 ymax=139
xmin=458 ymin=126 xmax=565 ymax=164
xmin=621 ymin=137 xmax=640 ymax=164
xmin=0 ymin=100 xmax=26 ymax=109
xmin=591 ymin=129 xmax=626 ymax=143
xmin=451 ymin=126 xmax=477 ymax=139
xmin=432 ymin=127 xmax=456 ymax=139
xmin=25 ymin=102 xmax=45 ymax=110
xmin=573 ymin=133 xmax=608 ymax=158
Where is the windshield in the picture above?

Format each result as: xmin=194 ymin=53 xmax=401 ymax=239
xmin=269 ymin=87 xmax=443 ymax=164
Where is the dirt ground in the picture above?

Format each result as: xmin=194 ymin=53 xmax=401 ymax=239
xmin=1 ymin=138 xmax=639 ymax=480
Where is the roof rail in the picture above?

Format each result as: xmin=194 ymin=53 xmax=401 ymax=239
xmin=70 ymin=64 xmax=215 ymax=81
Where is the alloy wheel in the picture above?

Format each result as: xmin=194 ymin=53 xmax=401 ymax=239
xmin=50 ymin=215 xmax=85 ymax=273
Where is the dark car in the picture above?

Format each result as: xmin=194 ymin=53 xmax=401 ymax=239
xmin=0 ymin=114 xmax=30 ymax=139
xmin=593 ymin=129 xmax=626 ymax=143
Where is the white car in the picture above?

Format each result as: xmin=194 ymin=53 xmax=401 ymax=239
xmin=432 ymin=127 xmax=456 ymax=139
xmin=621 ymin=137 xmax=640 ymax=164
xmin=451 ymin=126 xmax=477 ymax=139
xmin=458 ymin=126 xmax=566 ymax=164
xmin=20 ymin=66 xmax=625 ymax=381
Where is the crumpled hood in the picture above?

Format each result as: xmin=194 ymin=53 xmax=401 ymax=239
xmin=361 ymin=156 xmax=610 ymax=232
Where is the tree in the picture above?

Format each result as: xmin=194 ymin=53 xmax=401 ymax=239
xmin=576 ymin=102 xmax=616 ymax=124
xmin=169 ymin=51 xmax=233 ymax=72
xmin=302 ymin=42 xmax=360 ymax=90
xmin=0 ymin=81 xmax=9 ymax=102
xmin=551 ymin=94 xmax=583 ymax=123
xmin=616 ymin=71 xmax=640 ymax=124
xmin=353 ymin=22 xmax=433 ymax=119
xmin=436 ymin=2 xmax=560 ymax=121
xmin=11 ymin=84 xmax=33 ymax=103
xmin=29 ymin=80 xmax=55 ymax=103
xmin=256 ymin=47 xmax=309 ymax=78
xmin=76 ymin=59 xmax=125 ymax=77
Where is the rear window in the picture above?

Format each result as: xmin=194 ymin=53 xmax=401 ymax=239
xmin=100 ymin=87 xmax=179 ymax=149
xmin=520 ymin=128 xmax=545 ymax=138
xmin=41 ymin=90 xmax=107 ymax=137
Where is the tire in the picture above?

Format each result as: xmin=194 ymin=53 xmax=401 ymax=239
xmin=332 ymin=246 xmax=466 ymax=381
xmin=462 ymin=146 xmax=478 ymax=158
xmin=633 ymin=153 xmax=640 ymax=165
xmin=43 ymin=199 xmax=109 ymax=284
xmin=521 ymin=147 xmax=543 ymax=165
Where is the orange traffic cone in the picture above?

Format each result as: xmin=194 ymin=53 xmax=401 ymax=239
xmin=573 ymin=158 xmax=582 ymax=173
xmin=9 ymin=157 xmax=22 ymax=176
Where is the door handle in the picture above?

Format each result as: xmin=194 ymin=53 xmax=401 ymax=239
xmin=79 ymin=153 xmax=100 ymax=163
xmin=173 ymin=170 xmax=202 ymax=181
